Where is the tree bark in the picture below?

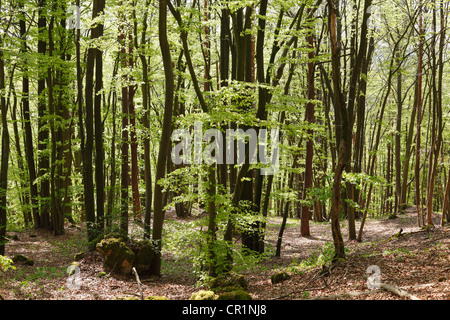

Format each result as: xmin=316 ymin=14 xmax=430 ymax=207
xmin=37 ymin=0 xmax=50 ymax=229
xmin=0 ymin=27 xmax=10 ymax=256
xmin=150 ymin=0 xmax=175 ymax=276
xmin=19 ymin=3 xmax=40 ymax=228
xmin=301 ymin=9 xmax=316 ymax=238
xmin=94 ymin=0 xmax=106 ymax=233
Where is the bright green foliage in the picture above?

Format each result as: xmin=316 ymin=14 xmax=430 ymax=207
xmin=0 ymin=255 xmax=15 ymax=273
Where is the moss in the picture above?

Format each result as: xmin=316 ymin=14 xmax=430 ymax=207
xmin=421 ymin=224 xmax=435 ymax=231
xmin=73 ymin=252 xmax=85 ymax=261
xmin=189 ymin=290 xmax=218 ymax=300
xmin=132 ymin=240 xmax=155 ymax=274
xmin=96 ymin=237 xmax=135 ymax=275
xmin=271 ymin=271 xmax=291 ymax=284
xmin=145 ymin=295 xmax=168 ymax=300
xmin=12 ymin=254 xmax=34 ymax=266
xmin=217 ymin=290 xmax=252 ymax=300
xmin=209 ymin=273 xmax=248 ymax=293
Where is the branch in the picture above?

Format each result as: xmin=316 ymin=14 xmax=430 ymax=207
xmin=307 ymin=282 xmax=423 ymax=300
xmin=132 ymin=267 xmax=144 ymax=300
xmin=379 ymin=283 xmax=421 ymax=300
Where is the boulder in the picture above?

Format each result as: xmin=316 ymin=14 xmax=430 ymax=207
xmin=132 ymin=240 xmax=155 ymax=274
xmin=145 ymin=295 xmax=168 ymax=300
xmin=96 ymin=238 xmax=135 ymax=275
xmin=209 ymin=272 xmax=248 ymax=293
xmin=12 ymin=254 xmax=34 ymax=266
xmin=97 ymin=271 xmax=107 ymax=278
xmin=73 ymin=252 xmax=85 ymax=261
xmin=189 ymin=290 xmax=218 ymax=300
xmin=271 ymin=271 xmax=291 ymax=284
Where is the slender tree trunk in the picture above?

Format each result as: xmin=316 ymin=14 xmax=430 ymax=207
xmin=394 ymin=50 xmax=402 ymax=216
xmin=95 ymin=0 xmax=106 ymax=233
xmin=84 ymin=0 xmax=104 ymax=246
xmin=301 ymin=10 xmax=316 ymax=238
xmin=19 ymin=3 xmax=40 ymax=228
xmin=76 ymin=0 xmax=86 ymax=222
xmin=138 ymin=1 xmax=153 ymax=238
xmin=120 ymin=40 xmax=129 ymax=234
xmin=415 ymin=0 xmax=423 ymax=227
xmin=426 ymin=3 xmax=444 ymax=227
xmin=38 ymin=0 xmax=50 ymax=229
xmin=327 ymin=0 xmax=347 ymax=261
xmin=150 ymin=0 xmax=175 ymax=275
xmin=0 ymin=29 xmax=9 ymax=256
xmin=128 ymin=24 xmax=141 ymax=220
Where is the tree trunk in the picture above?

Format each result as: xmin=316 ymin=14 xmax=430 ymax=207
xmin=19 ymin=3 xmax=40 ymax=228
xmin=414 ymin=0 xmax=423 ymax=227
xmin=327 ymin=0 xmax=347 ymax=261
xmin=150 ymin=0 xmax=175 ymax=276
xmin=94 ymin=0 xmax=106 ymax=233
xmin=301 ymin=10 xmax=316 ymax=238
xmin=394 ymin=50 xmax=402 ymax=216
xmin=38 ymin=0 xmax=50 ymax=229
xmin=138 ymin=1 xmax=153 ymax=238
xmin=0 ymin=31 xmax=9 ymax=256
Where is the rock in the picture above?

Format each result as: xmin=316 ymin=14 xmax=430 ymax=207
xmin=12 ymin=254 xmax=34 ymax=266
xmin=271 ymin=271 xmax=291 ymax=284
xmin=97 ymin=271 xmax=107 ymax=278
xmin=73 ymin=252 xmax=85 ymax=261
xmin=217 ymin=290 xmax=252 ymax=300
xmin=189 ymin=290 xmax=218 ymax=300
xmin=421 ymin=224 xmax=435 ymax=231
xmin=96 ymin=238 xmax=135 ymax=275
xmin=145 ymin=295 xmax=168 ymax=300
xmin=132 ymin=240 xmax=155 ymax=274
xmin=209 ymin=273 xmax=248 ymax=293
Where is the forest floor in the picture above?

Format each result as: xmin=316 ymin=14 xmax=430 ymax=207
xmin=1 ymin=206 xmax=450 ymax=300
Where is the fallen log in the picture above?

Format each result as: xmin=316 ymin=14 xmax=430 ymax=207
xmin=308 ymin=282 xmax=422 ymax=300
xmin=379 ymin=283 xmax=421 ymax=300
xmin=307 ymin=289 xmax=381 ymax=300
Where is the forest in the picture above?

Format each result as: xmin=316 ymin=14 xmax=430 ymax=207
xmin=1 ymin=0 xmax=450 ymax=302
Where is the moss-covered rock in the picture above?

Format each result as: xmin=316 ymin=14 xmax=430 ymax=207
xmin=145 ymin=295 xmax=168 ymax=300
xmin=12 ymin=254 xmax=34 ymax=266
xmin=96 ymin=237 xmax=135 ymax=275
xmin=271 ymin=271 xmax=291 ymax=284
xmin=217 ymin=290 xmax=252 ymax=300
xmin=189 ymin=290 xmax=218 ymax=300
xmin=132 ymin=240 xmax=155 ymax=274
xmin=209 ymin=273 xmax=248 ymax=293
xmin=97 ymin=271 xmax=107 ymax=278
xmin=73 ymin=252 xmax=85 ymax=261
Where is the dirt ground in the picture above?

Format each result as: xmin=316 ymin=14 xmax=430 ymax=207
xmin=1 ymin=206 xmax=450 ymax=300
